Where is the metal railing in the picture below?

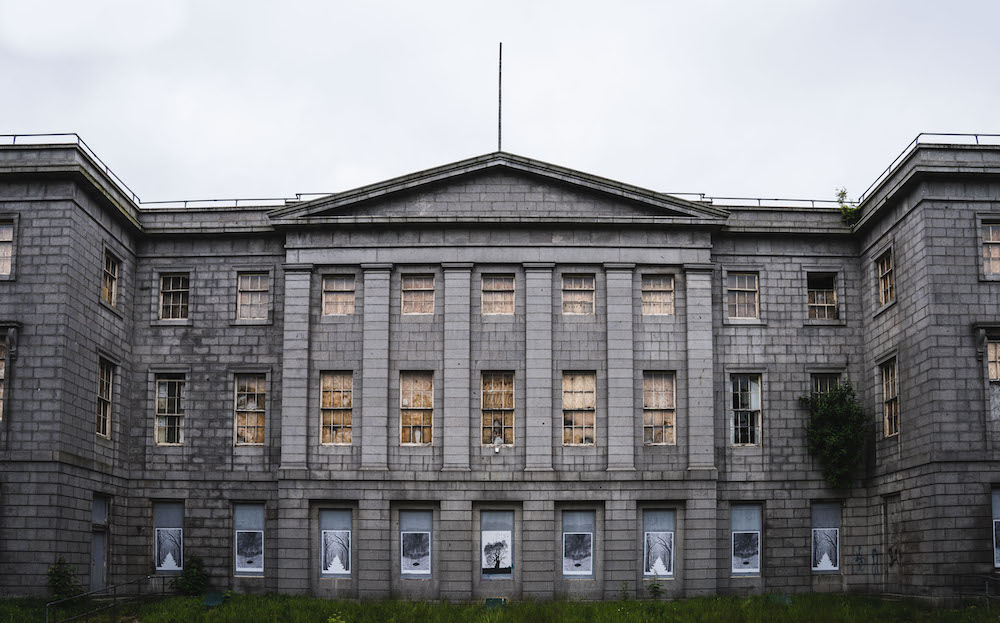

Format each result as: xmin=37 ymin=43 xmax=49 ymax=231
xmin=954 ymin=573 xmax=1000 ymax=609
xmin=45 ymin=575 xmax=172 ymax=623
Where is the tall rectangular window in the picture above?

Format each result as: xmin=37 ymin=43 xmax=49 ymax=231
xmin=234 ymin=374 xmax=266 ymax=445
xmin=811 ymin=502 xmax=841 ymax=572
xmin=153 ymin=502 xmax=183 ymax=573
xmin=481 ymin=510 xmax=514 ymax=578
xmin=731 ymin=504 xmax=762 ymax=574
xmin=155 ymin=374 xmax=185 ymax=445
xmin=102 ymin=251 xmax=120 ymax=307
xmin=234 ymin=503 xmax=265 ymax=575
xmin=984 ymin=224 xmax=1000 ymax=276
xmin=811 ymin=373 xmax=841 ymax=396
xmin=320 ymin=509 xmax=352 ymax=576
xmin=642 ymin=372 xmax=675 ymax=445
xmin=159 ymin=273 xmax=190 ymax=320
xmin=992 ymin=489 xmax=1000 ymax=569
xmin=876 ymin=250 xmax=894 ymax=306
xmin=320 ymin=372 xmax=352 ymax=444
xmin=562 ymin=510 xmax=595 ymax=577
xmin=322 ymin=276 xmax=355 ymax=316
xmin=562 ymin=372 xmax=596 ymax=445
xmin=400 ymin=371 xmax=433 ymax=445
xmin=401 ymin=275 xmax=434 ymax=315
xmin=481 ymin=372 xmax=514 ymax=445
xmin=807 ymin=273 xmax=838 ymax=320
xmin=236 ymin=272 xmax=269 ymax=320
xmin=643 ymin=509 xmax=675 ymax=577
xmin=97 ymin=358 xmax=114 ymax=438
xmin=988 ymin=339 xmax=1000 ymax=381
xmin=726 ymin=272 xmax=759 ymax=319
xmin=481 ymin=275 xmax=514 ymax=315
xmin=561 ymin=274 xmax=595 ymax=315
xmin=641 ymin=275 xmax=675 ymax=316
xmin=0 ymin=221 xmax=12 ymax=275
xmin=0 ymin=339 xmax=6 ymax=421
xmin=881 ymin=358 xmax=899 ymax=437
xmin=400 ymin=510 xmax=432 ymax=576
xmin=731 ymin=374 xmax=761 ymax=445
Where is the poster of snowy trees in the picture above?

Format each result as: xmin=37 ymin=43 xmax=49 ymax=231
xmin=321 ymin=530 xmax=351 ymax=575
xmin=643 ymin=531 xmax=673 ymax=576
xmin=731 ymin=531 xmax=760 ymax=573
xmin=811 ymin=528 xmax=840 ymax=571
xmin=562 ymin=532 xmax=593 ymax=575
xmin=994 ymin=521 xmax=1000 ymax=568
xmin=155 ymin=528 xmax=182 ymax=571
xmin=481 ymin=530 xmax=512 ymax=575
xmin=401 ymin=531 xmax=431 ymax=574
xmin=236 ymin=530 xmax=264 ymax=573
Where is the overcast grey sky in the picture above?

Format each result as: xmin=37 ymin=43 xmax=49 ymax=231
xmin=1 ymin=1 xmax=997 ymax=203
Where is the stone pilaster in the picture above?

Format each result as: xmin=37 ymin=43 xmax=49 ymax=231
xmin=361 ymin=264 xmax=391 ymax=471
xmin=685 ymin=264 xmax=716 ymax=472
xmin=605 ymin=264 xmax=636 ymax=471
xmin=442 ymin=264 xmax=472 ymax=471
xmin=524 ymin=264 xmax=554 ymax=471
xmin=279 ymin=265 xmax=312 ymax=470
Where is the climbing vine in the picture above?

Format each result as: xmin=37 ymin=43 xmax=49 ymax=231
xmin=801 ymin=381 xmax=867 ymax=489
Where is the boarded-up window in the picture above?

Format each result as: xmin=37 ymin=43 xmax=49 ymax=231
xmin=481 ymin=275 xmax=514 ymax=315
xmin=237 ymin=272 xmax=269 ymax=320
xmin=726 ymin=272 xmax=758 ymax=319
xmin=159 ymin=273 xmax=189 ymax=320
xmin=641 ymin=275 xmax=674 ymax=315
xmin=235 ymin=373 xmax=266 ymax=445
xmin=984 ymin=224 xmax=1000 ymax=275
xmin=155 ymin=374 xmax=185 ymax=445
xmin=561 ymin=275 xmax=595 ymax=315
xmin=877 ymin=250 xmax=894 ymax=306
xmin=321 ymin=372 xmax=352 ymax=444
xmin=322 ymin=276 xmax=355 ymax=315
xmin=643 ymin=372 xmax=675 ymax=445
xmin=401 ymin=371 xmax=433 ymax=445
xmin=97 ymin=358 xmax=114 ymax=438
xmin=0 ymin=222 xmax=12 ymax=275
xmin=402 ymin=275 xmax=434 ymax=315
xmin=481 ymin=372 xmax=514 ymax=445
xmin=562 ymin=372 xmax=596 ymax=445
xmin=807 ymin=273 xmax=838 ymax=320
xmin=989 ymin=340 xmax=1000 ymax=381
xmin=881 ymin=358 xmax=899 ymax=437
xmin=0 ymin=340 xmax=6 ymax=421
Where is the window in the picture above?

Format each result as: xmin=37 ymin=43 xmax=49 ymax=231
xmin=159 ymin=273 xmax=189 ymax=320
xmin=811 ymin=373 xmax=841 ymax=396
xmin=881 ymin=358 xmax=899 ymax=437
xmin=322 ymin=275 xmax=355 ymax=316
xmin=561 ymin=274 xmax=595 ymax=315
xmin=0 ymin=339 xmax=6 ymax=421
xmin=876 ymin=250 xmax=894 ymax=306
xmin=807 ymin=273 xmax=838 ymax=320
xmin=726 ymin=272 xmax=759 ymax=319
xmin=0 ymin=221 xmax=12 ymax=275
xmin=731 ymin=374 xmax=761 ymax=445
xmin=400 ymin=510 xmax=432 ymax=576
xmin=155 ymin=374 xmax=185 ymax=445
xmin=992 ymin=489 xmax=1000 ymax=569
xmin=320 ymin=509 xmax=352 ymax=576
xmin=984 ymin=223 xmax=1000 ymax=276
xmin=481 ymin=510 xmax=514 ymax=578
xmin=481 ymin=275 xmax=514 ymax=315
xmin=988 ymin=339 xmax=1000 ymax=381
xmin=481 ymin=372 xmax=514 ymax=445
xmin=320 ymin=372 xmax=352 ymax=444
xmin=102 ymin=251 xmax=119 ymax=307
xmin=401 ymin=275 xmax=434 ymax=315
xmin=234 ymin=374 xmax=266 ymax=445
xmin=643 ymin=509 xmax=675 ymax=577
xmin=236 ymin=272 xmax=269 ymax=320
xmin=234 ymin=503 xmax=265 ymax=575
xmin=641 ymin=275 xmax=675 ymax=315
xmin=97 ymin=358 xmax=114 ymax=438
xmin=400 ymin=371 xmax=433 ymax=445
xmin=153 ymin=502 xmax=183 ymax=573
xmin=811 ymin=502 xmax=841 ymax=572
xmin=562 ymin=510 xmax=594 ymax=576
xmin=731 ymin=504 xmax=761 ymax=574
xmin=562 ymin=372 xmax=596 ymax=445
xmin=642 ymin=372 xmax=675 ymax=445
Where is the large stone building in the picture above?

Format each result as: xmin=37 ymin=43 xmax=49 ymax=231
xmin=0 ymin=134 xmax=998 ymax=600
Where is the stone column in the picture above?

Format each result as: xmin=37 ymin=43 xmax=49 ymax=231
xmin=361 ymin=264 xmax=391 ymax=471
xmin=442 ymin=264 xmax=472 ymax=471
xmin=524 ymin=263 xmax=554 ymax=472
xmin=684 ymin=264 xmax=716 ymax=472
xmin=357 ymin=496 xmax=391 ymax=598
xmin=605 ymin=264 xmax=636 ymax=471
xmin=279 ymin=264 xmax=312 ymax=471
xmin=438 ymin=499 xmax=473 ymax=599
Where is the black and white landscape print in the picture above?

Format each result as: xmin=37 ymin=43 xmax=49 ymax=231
xmin=321 ymin=530 xmax=351 ymax=575
xmin=643 ymin=531 xmax=674 ymax=576
xmin=994 ymin=521 xmax=1000 ymax=568
xmin=236 ymin=530 xmax=264 ymax=573
xmin=811 ymin=528 xmax=840 ymax=571
xmin=401 ymin=531 xmax=431 ymax=574
xmin=481 ymin=530 xmax=512 ymax=575
xmin=155 ymin=528 xmax=182 ymax=571
xmin=562 ymin=532 xmax=593 ymax=575
xmin=732 ymin=531 xmax=760 ymax=573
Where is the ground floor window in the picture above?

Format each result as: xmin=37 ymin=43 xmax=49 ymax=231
xmin=643 ymin=509 xmax=675 ymax=577
xmin=811 ymin=502 xmax=840 ymax=572
xmin=400 ymin=510 xmax=432 ymax=576
xmin=320 ymin=509 xmax=351 ymax=577
xmin=562 ymin=510 xmax=594 ymax=577
xmin=731 ymin=504 xmax=761 ymax=574
xmin=153 ymin=502 xmax=183 ymax=573
xmin=480 ymin=510 xmax=513 ymax=578
xmin=234 ymin=503 xmax=265 ymax=575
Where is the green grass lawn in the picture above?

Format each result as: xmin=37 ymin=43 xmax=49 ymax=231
xmin=3 ymin=593 xmax=998 ymax=623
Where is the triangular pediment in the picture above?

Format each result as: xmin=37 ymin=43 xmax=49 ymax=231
xmin=269 ymin=152 xmax=727 ymax=225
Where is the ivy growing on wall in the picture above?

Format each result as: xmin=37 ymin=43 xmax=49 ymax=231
xmin=801 ymin=381 xmax=867 ymax=489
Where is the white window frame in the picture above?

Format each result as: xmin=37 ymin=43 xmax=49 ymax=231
xmin=806 ymin=273 xmax=838 ymax=320
xmin=401 ymin=275 xmax=435 ymax=315
xmin=641 ymin=274 xmax=675 ymax=316
xmin=236 ymin=272 xmax=269 ymax=321
xmin=97 ymin=358 xmax=114 ymax=438
xmin=561 ymin=274 xmax=595 ymax=315
xmin=320 ymin=371 xmax=353 ymax=445
xmin=481 ymin=274 xmax=515 ymax=315
xmin=730 ymin=373 xmax=761 ymax=446
xmin=642 ymin=371 xmax=676 ymax=445
xmin=159 ymin=273 xmax=190 ymax=320
xmin=322 ymin=275 xmax=356 ymax=316
xmin=881 ymin=357 xmax=899 ymax=437
xmin=876 ymin=249 xmax=894 ymax=307
xmin=481 ymin=371 xmax=514 ymax=446
xmin=0 ymin=220 xmax=14 ymax=277
xmin=155 ymin=374 xmax=185 ymax=445
xmin=726 ymin=272 xmax=759 ymax=319
xmin=400 ymin=371 xmax=433 ymax=445
xmin=562 ymin=372 xmax=596 ymax=446
xmin=102 ymin=251 xmax=120 ymax=307
xmin=234 ymin=373 xmax=267 ymax=446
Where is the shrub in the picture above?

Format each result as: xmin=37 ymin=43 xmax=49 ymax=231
xmin=837 ymin=188 xmax=861 ymax=227
xmin=46 ymin=556 xmax=83 ymax=601
xmin=802 ymin=381 xmax=868 ymax=489
xmin=169 ymin=556 xmax=209 ymax=596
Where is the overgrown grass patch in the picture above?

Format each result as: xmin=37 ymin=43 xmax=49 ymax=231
xmin=1 ymin=592 xmax=997 ymax=623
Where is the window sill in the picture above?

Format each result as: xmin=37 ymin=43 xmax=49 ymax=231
xmin=723 ymin=318 xmax=765 ymax=327
xmin=230 ymin=319 xmax=272 ymax=327
xmin=730 ymin=573 xmax=761 ymax=578
xmin=151 ymin=318 xmax=192 ymax=327
xmin=0 ymin=273 xmax=14 ymax=282
xmin=803 ymin=318 xmax=846 ymax=327
xmin=99 ymin=298 xmax=124 ymax=319
xmin=873 ymin=299 xmax=896 ymax=319
xmin=154 ymin=443 xmax=184 ymax=448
